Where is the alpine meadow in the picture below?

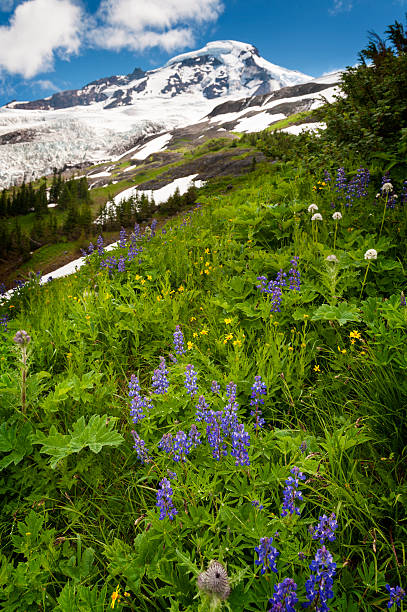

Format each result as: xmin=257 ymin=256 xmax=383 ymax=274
xmin=0 ymin=17 xmax=406 ymax=612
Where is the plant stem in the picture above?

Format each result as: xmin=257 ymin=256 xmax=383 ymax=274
xmin=359 ymin=262 xmax=371 ymax=300
xmin=379 ymin=193 xmax=389 ymax=238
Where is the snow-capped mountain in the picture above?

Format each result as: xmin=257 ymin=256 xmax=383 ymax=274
xmin=7 ymin=41 xmax=312 ymax=111
xmin=0 ymin=40 xmax=314 ymax=188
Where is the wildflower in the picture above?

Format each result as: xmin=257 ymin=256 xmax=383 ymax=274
xmin=156 ymin=477 xmax=178 ymax=520
xmin=190 ymin=316 xmax=196 ymax=321
xmin=364 ymin=249 xmax=377 ymax=260
xmin=255 ymin=537 xmax=279 ymax=575
xmin=200 ymin=329 xmax=208 ymax=335
xmin=206 ymin=411 xmax=228 ymax=460
xmin=311 ymin=213 xmax=323 ymax=221
xmin=326 ymin=254 xmax=338 ymax=263
xmin=268 ymin=578 xmax=298 ymax=612
xmin=151 ymin=357 xmax=169 ymax=394
xmin=349 ymin=330 xmax=361 ymax=339
xmin=309 ymin=513 xmax=338 ymax=544
xmin=96 ymin=235 xmax=104 ymax=256
xmin=172 ymin=431 xmax=193 ymax=462
xmin=381 ymin=182 xmax=393 ymax=193
xmin=197 ymin=560 xmax=230 ymax=601
xmin=401 ymin=292 xmax=406 ymax=307
xmin=231 ymin=423 xmax=250 ymax=466
xmin=251 ymin=500 xmax=264 ymax=510
xmin=211 ymin=380 xmax=221 ymax=394
xmin=118 ymin=227 xmax=127 ymax=248
xmin=233 ymin=339 xmax=241 ymax=347
xmin=308 ymin=204 xmax=318 ymax=213
xmin=195 ymin=395 xmax=210 ymax=422
xmin=332 ymin=212 xmax=342 ymax=220
xmin=250 ymin=375 xmax=267 ymax=431
xmin=184 ymin=364 xmax=198 ymax=396
xmin=224 ymin=318 xmax=233 ymax=324
xmin=314 ymin=365 xmax=320 ymax=372
xmin=281 ymin=466 xmax=306 ymax=517
xmin=193 ymin=332 xmax=198 ymax=338
xmin=385 ymin=584 xmax=405 ymax=609
xmin=131 ymin=430 xmax=151 ymax=464
xmin=178 ymin=285 xmax=184 ymax=292
xmin=187 ymin=341 xmax=194 ymax=350
xmin=300 ymin=441 xmax=307 ymax=454
xmin=288 ymin=257 xmax=301 ymax=291
xmin=304 ymin=546 xmax=336 ymax=611
xmin=129 ymin=375 xmax=152 ymax=424
xmin=173 ymin=325 xmax=186 ymax=356
xmin=13 ymin=330 xmax=31 ymax=346
xmin=110 ymin=584 xmax=121 ymax=609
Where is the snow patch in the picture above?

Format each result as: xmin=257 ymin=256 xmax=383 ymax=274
xmin=235 ymin=112 xmax=286 ymax=133
xmin=131 ymin=133 xmax=172 ymax=160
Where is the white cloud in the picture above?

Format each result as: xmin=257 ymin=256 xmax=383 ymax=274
xmin=90 ymin=0 xmax=224 ymax=52
xmin=329 ymin=1 xmax=353 ymax=15
xmin=32 ymin=78 xmax=59 ymax=91
xmin=0 ymin=0 xmax=83 ymax=78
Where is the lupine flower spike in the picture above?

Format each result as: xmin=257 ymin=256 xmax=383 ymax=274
xmin=281 ymin=466 xmax=306 ymax=517
xmin=385 ymin=584 xmax=405 ymax=609
xmin=255 ymin=537 xmax=279 ymax=575
xmin=268 ymin=578 xmax=298 ymax=612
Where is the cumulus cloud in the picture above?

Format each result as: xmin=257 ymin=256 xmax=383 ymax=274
xmin=90 ymin=0 xmax=224 ymax=52
xmin=0 ymin=0 xmax=83 ymax=78
xmin=329 ymin=1 xmax=353 ymax=15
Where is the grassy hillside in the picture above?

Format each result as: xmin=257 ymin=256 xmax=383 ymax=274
xmin=0 ymin=156 xmax=406 ymax=610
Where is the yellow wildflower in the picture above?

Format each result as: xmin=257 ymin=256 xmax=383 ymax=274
xmin=204 ymin=269 xmax=210 ymax=275
xmin=301 ymin=342 xmax=306 ymax=348
xmin=360 ymin=351 xmax=366 ymax=356
xmin=111 ymin=585 xmax=121 ymax=609
xmin=224 ymin=318 xmax=233 ymax=325
xmin=314 ymin=365 xmax=320 ymax=372
xmin=178 ymin=285 xmax=184 ymax=292
xmin=147 ymin=275 xmax=152 ymax=280
xmin=157 ymin=296 xmax=162 ymax=302
xmin=204 ymin=248 xmax=210 ymax=254
xmin=349 ymin=330 xmax=361 ymax=339
xmin=67 ymin=353 xmax=72 ymax=359
xmin=85 ymin=315 xmax=90 ymax=320
xmin=193 ymin=332 xmax=198 ymax=338
xmin=187 ymin=341 xmax=194 ymax=350
xmin=233 ymin=339 xmax=242 ymax=347
xmin=288 ymin=346 xmax=294 ymax=352
xmin=190 ymin=316 xmax=196 ymax=322
xmin=200 ymin=329 xmax=208 ymax=335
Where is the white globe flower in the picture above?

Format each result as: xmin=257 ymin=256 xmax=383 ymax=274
xmin=311 ymin=213 xmax=323 ymax=221
xmin=332 ymin=212 xmax=342 ymax=220
xmin=308 ymin=204 xmax=318 ymax=213
xmin=326 ymin=254 xmax=339 ymax=262
xmin=381 ymin=182 xmax=393 ymax=193
xmin=364 ymin=249 xmax=377 ymax=260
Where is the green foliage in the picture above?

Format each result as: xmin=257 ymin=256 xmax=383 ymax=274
xmin=32 ymin=414 xmax=124 ymax=468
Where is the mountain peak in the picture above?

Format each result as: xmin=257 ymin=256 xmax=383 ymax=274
xmin=165 ymin=40 xmax=260 ymax=66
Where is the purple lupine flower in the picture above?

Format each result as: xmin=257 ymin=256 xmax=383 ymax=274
xmin=251 ymin=500 xmax=264 ymax=510
xmin=226 ymin=381 xmax=237 ymax=399
xmin=184 ymin=364 xmax=198 ymax=396
xmin=255 ymin=537 xmax=279 ymax=575
xmin=131 ymin=430 xmax=151 ymax=464
xmin=152 ymin=357 xmax=169 ymax=394
xmin=156 ymin=477 xmax=178 ymax=520
xmin=129 ymin=375 xmax=153 ymax=424
xmin=221 ymin=395 xmax=239 ymax=438
xmin=206 ymin=410 xmax=228 ymax=460
xmin=96 ymin=235 xmax=104 ymax=256
xmin=87 ymin=242 xmax=94 ymax=254
xmin=304 ymin=546 xmax=336 ymax=611
xmin=250 ymin=375 xmax=267 ymax=431
xmin=151 ymin=219 xmax=157 ymax=235
xmin=300 ymin=441 xmax=307 ymax=454
xmin=173 ymin=325 xmax=186 ymax=356
xmin=117 ymin=256 xmax=126 ymax=272
xmin=309 ymin=513 xmax=338 ymax=544
xmin=401 ymin=292 xmax=406 ymax=308
xmin=188 ymin=424 xmax=201 ymax=448
xmin=324 ymin=170 xmax=332 ymax=183
xmin=0 ymin=315 xmax=9 ymax=333
xmin=133 ymin=222 xmax=141 ymax=238
xmin=335 ymin=167 xmax=347 ymax=196
xmin=118 ymin=227 xmax=127 ymax=248
xmin=268 ymin=578 xmax=298 ymax=612
xmin=158 ymin=433 xmax=174 ymax=455
xmin=281 ymin=466 xmax=306 ymax=517
xmin=195 ymin=395 xmax=210 ymax=423
xmin=401 ymin=180 xmax=407 ymax=206
xmin=230 ymin=423 xmax=250 ymax=466
xmin=167 ymin=470 xmax=177 ymax=480
xmin=257 ymin=275 xmax=284 ymax=312
xmin=288 ymin=257 xmax=301 ymax=291
xmin=172 ymin=430 xmax=192 ymax=462
xmin=385 ymin=584 xmax=405 ymax=609
xmin=211 ymin=380 xmax=221 ymax=394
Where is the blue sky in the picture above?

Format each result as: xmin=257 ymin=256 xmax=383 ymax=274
xmin=0 ymin=0 xmax=405 ymax=105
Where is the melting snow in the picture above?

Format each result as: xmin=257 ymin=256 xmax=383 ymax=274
xmin=235 ymin=112 xmax=286 ymax=132
xmin=131 ymin=133 xmax=172 ymax=160
xmin=281 ymin=122 xmax=326 ymax=135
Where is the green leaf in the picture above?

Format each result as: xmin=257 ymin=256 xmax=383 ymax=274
xmin=311 ymin=302 xmax=361 ymax=326
xmin=32 ymin=415 xmax=124 ymax=468
xmin=0 ymin=422 xmax=33 ymax=471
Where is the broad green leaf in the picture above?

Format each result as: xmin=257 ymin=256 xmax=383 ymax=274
xmin=0 ymin=422 xmax=33 ymax=471
xmin=312 ymin=302 xmax=361 ymax=326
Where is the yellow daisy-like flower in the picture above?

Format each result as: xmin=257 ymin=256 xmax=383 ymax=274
xmin=204 ymin=269 xmax=210 ymax=275
xmin=187 ymin=341 xmax=194 ymax=350
xmin=190 ymin=316 xmax=196 ymax=322
xmin=204 ymin=248 xmax=210 ymax=254
xmin=349 ymin=330 xmax=361 ymax=339
xmin=301 ymin=342 xmax=306 ymax=348
xmin=85 ymin=315 xmax=90 ymax=320
xmin=200 ymin=329 xmax=208 ymax=335
xmin=224 ymin=318 xmax=233 ymax=325
xmin=147 ymin=275 xmax=152 ymax=281
xmin=233 ymin=339 xmax=242 ymax=347
xmin=314 ymin=365 xmax=320 ymax=372
xmin=193 ymin=332 xmax=198 ymax=338
xmin=67 ymin=353 xmax=72 ymax=359
xmin=360 ymin=351 xmax=366 ymax=356
xmin=205 ymin=261 xmax=210 ymax=267
xmin=156 ymin=296 xmax=162 ymax=302
xmin=288 ymin=346 xmax=294 ymax=352
xmin=178 ymin=285 xmax=184 ymax=292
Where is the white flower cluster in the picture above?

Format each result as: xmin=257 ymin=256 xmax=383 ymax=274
xmin=332 ymin=212 xmax=342 ymax=220
xmin=311 ymin=213 xmax=323 ymax=221
xmin=364 ymin=249 xmax=377 ymax=260
xmin=326 ymin=254 xmax=339 ymax=263
xmin=381 ymin=182 xmax=393 ymax=193
xmin=308 ymin=204 xmax=318 ymax=213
